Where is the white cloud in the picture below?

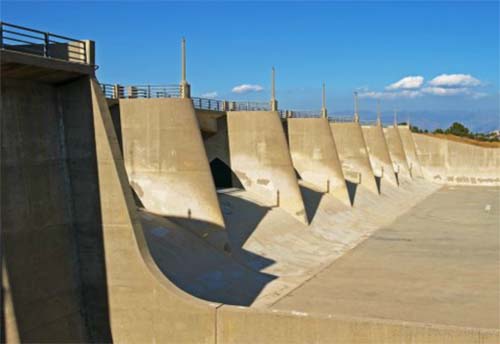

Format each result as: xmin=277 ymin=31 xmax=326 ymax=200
xmin=422 ymin=86 xmax=486 ymax=98
xmin=428 ymin=74 xmax=481 ymax=87
xmin=201 ymin=91 xmax=218 ymax=98
xmin=386 ymin=76 xmax=424 ymax=90
xmin=422 ymin=87 xmax=465 ymax=96
xmin=358 ymin=90 xmax=422 ymax=99
xmin=232 ymin=84 xmax=264 ymax=94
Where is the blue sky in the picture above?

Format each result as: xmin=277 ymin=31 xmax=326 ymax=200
xmin=2 ymin=1 xmax=499 ymax=131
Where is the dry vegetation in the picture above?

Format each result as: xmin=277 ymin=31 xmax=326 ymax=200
xmin=424 ymin=133 xmax=500 ymax=148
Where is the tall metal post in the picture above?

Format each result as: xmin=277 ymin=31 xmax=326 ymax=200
xmin=393 ymin=108 xmax=398 ymax=127
xmin=353 ymin=91 xmax=359 ymax=122
xmin=376 ymin=99 xmax=381 ymax=126
xmin=180 ymin=37 xmax=191 ymax=98
xmin=270 ymin=66 xmax=278 ymax=111
xmin=321 ymin=82 xmax=328 ymax=118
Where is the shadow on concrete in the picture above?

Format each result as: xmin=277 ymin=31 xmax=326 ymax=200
xmin=217 ymin=192 xmax=279 ymax=273
xmin=346 ymin=180 xmax=358 ymax=206
xmin=375 ymin=176 xmax=382 ymax=194
xmin=299 ymin=185 xmax=324 ymax=223
xmin=142 ymin=210 xmax=277 ymax=306
xmin=210 ymin=158 xmax=243 ymax=189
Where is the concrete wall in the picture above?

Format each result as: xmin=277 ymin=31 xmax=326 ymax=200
xmin=116 ymin=98 xmax=226 ymax=243
xmin=362 ymin=125 xmax=398 ymax=186
xmin=227 ymin=111 xmax=307 ymax=223
xmin=384 ymin=126 xmax=412 ymax=181
xmin=413 ymin=134 xmax=500 ymax=186
xmin=398 ymin=125 xmax=424 ymax=178
xmin=217 ymin=306 xmax=499 ymax=344
xmin=288 ymin=118 xmax=350 ymax=203
xmin=1 ymin=77 xmax=88 ymax=342
xmin=330 ymin=122 xmax=379 ymax=194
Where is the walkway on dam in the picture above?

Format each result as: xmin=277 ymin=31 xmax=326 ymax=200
xmin=272 ymin=185 xmax=500 ymax=330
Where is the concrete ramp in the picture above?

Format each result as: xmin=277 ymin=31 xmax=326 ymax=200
xmin=330 ymin=122 xmax=379 ymax=194
xmin=227 ymin=111 xmax=307 ymax=223
xmin=398 ymin=125 xmax=424 ymax=178
xmin=384 ymin=125 xmax=412 ymax=181
xmin=114 ymin=98 xmax=226 ymax=245
xmin=413 ymin=134 xmax=500 ymax=185
xmin=362 ymin=124 xmax=398 ymax=187
xmin=288 ymin=118 xmax=350 ymax=205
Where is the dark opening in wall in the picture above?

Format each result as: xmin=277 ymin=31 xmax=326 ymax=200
xmin=209 ymin=158 xmax=242 ymax=189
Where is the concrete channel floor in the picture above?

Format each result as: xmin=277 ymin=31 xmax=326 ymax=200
xmin=272 ymin=185 xmax=500 ymax=330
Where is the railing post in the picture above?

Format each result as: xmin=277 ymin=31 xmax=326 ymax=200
xmin=0 ymin=23 xmax=3 ymax=49
xmin=113 ymin=84 xmax=120 ymax=99
xmin=83 ymin=40 xmax=95 ymax=65
xmin=147 ymin=85 xmax=151 ymax=98
xmin=44 ymin=32 xmax=50 ymax=57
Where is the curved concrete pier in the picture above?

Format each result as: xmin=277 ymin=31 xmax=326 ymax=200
xmin=398 ymin=125 xmax=424 ymax=178
xmin=362 ymin=124 xmax=398 ymax=187
xmin=115 ymin=98 xmax=226 ymax=245
xmin=330 ymin=122 xmax=379 ymax=194
xmin=384 ymin=125 xmax=411 ymax=181
xmin=226 ymin=111 xmax=307 ymax=223
xmin=288 ymin=117 xmax=350 ymax=204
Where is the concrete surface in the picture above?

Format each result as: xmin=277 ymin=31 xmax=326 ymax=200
xmin=273 ymin=186 xmax=499 ymax=329
xmin=226 ymin=111 xmax=307 ymax=223
xmin=398 ymin=125 xmax=424 ymax=178
xmin=384 ymin=125 xmax=412 ymax=182
xmin=287 ymin=117 xmax=350 ymax=205
xmin=362 ymin=124 xmax=398 ymax=187
xmin=330 ymin=122 xmax=379 ymax=194
xmin=114 ymin=98 xmax=226 ymax=247
xmin=414 ymin=133 xmax=500 ymax=186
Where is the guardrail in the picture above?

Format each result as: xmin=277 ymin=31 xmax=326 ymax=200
xmin=329 ymin=115 xmax=355 ymax=123
xmin=192 ymin=97 xmax=225 ymax=111
xmin=289 ymin=110 xmax=322 ymax=118
xmin=0 ymin=21 xmax=88 ymax=64
xmin=359 ymin=119 xmax=379 ymax=126
xmin=234 ymin=101 xmax=270 ymax=111
xmin=100 ymin=84 xmax=181 ymax=99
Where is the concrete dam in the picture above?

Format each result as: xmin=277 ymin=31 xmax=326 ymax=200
xmin=2 ymin=23 xmax=499 ymax=343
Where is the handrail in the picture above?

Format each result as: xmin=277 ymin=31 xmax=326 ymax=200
xmin=359 ymin=119 xmax=379 ymax=126
xmin=0 ymin=21 xmax=88 ymax=64
xmin=100 ymin=84 xmax=181 ymax=99
xmin=329 ymin=115 xmax=355 ymax=123
xmin=288 ymin=110 xmax=322 ymax=118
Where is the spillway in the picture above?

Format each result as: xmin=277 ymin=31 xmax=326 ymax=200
xmin=2 ymin=27 xmax=499 ymax=344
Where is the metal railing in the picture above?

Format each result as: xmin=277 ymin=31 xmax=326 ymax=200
xmin=234 ymin=101 xmax=270 ymax=111
xmin=99 ymin=83 xmax=274 ymax=112
xmin=0 ymin=21 xmax=87 ymax=64
xmin=191 ymin=97 xmax=225 ymax=111
xmin=100 ymin=84 xmax=181 ymax=99
xmin=288 ymin=110 xmax=322 ymax=118
xmin=329 ymin=115 xmax=355 ymax=123
xmin=359 ymin=119 xmax=379 ymax=126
